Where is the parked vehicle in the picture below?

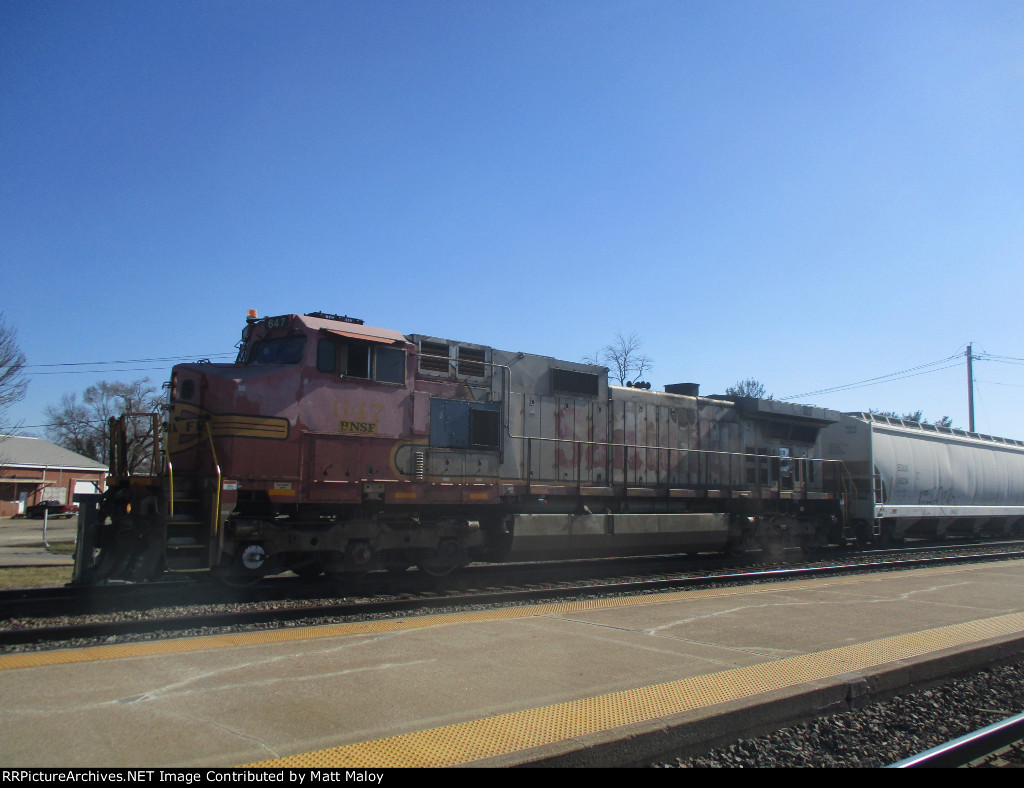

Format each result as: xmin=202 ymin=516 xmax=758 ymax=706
xmin=26 ymin=500 xmax=78 ymax=519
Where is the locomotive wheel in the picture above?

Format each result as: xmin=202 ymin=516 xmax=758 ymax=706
xmin=418 ymin=539 xmax=467 ymax=577
xmin=418 ymin=563 xmax=457 ymax=577
xmin=801 ymin=528 xmax=828 ymax=555
xmin=760 ymin=515 xmax=796 ymax=559
xmin=323 ymin=541 xmax=379 ymax=583
xmin=760 ymin=535 xmax=785 ymax=560
xmin=218 ymin=544 xmax=269 ymax=588
xmin=384 ymin=550 xmax=416 ymax=574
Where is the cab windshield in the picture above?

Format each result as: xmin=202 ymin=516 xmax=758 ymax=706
xmin=248 ymin=336 xmax=307 ymax=365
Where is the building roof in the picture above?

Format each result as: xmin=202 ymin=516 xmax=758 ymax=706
xmin=0 ymin=436 xmax=107 ymax=472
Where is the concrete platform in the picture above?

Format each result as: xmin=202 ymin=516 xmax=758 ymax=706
xmin=1 ymin=559 xmax=1023 ymax=768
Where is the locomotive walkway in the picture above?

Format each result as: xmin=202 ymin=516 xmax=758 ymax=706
xmin=1 ymin=559 xmax=1023 ymax=768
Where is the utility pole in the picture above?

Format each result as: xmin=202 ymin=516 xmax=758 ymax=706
xmin=966 ymin=344 xmax=975 ymax=432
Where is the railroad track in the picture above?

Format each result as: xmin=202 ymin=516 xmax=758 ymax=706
xmin=891 ymin=711 xmax=1024 ymax=768
xmin=3 ymin=546 xmax=1023 ymax=651
xmin=4 ymin=532 xmax=1019 ymax=614
xmin=4 ymin=537 xmax=1022 ymax=620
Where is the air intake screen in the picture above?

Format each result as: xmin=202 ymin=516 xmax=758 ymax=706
xmin=458 ymin=347 xmax=486 ymax=377
xmin=552 ymin=368 xmax=599 ymax=397
xmin=419 ymin=341 xmax=450 ymax=373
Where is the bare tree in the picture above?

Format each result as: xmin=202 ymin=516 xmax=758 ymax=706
xmin=726 ymin=378 xmax=770 ymax=399
xmin=43 ymin=392 xmax=97 ymax=458
xmin=584 ymin=331 xmax=653 ymax=386
xmin=45 ymin=378 xmax=163 ymax=472
xmin=0 ymin=312 xmax=28 ymax=439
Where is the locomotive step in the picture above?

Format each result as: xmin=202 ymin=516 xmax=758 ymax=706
xmin=166 ymin=537 xmax=203 ymax=547
xmin=165 ymin=557 xmax=205 ymax=570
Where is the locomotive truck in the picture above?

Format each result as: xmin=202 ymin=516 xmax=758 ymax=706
xmin=74 ymin=310 xmax=862 ymax=584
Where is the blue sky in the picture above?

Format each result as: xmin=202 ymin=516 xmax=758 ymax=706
xmin=3 ymin=1 xmax=1023 ymax=439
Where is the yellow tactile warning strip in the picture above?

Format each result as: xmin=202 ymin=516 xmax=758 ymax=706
xmin=245 ymin=611 xmax=1024 ymax=768
xmin=0 ymin=561 xmax=1016 ymax=672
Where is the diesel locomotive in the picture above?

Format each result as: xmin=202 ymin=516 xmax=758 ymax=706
xmin=75 ymin=310 xmax=971 ymax=585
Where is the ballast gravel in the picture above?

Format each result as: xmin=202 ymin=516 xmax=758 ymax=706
xmin=654 ymin=660 xmax=1024 ymax=768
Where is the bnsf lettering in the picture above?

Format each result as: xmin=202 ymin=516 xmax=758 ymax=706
xmin=339 ymin=421 xmax=377 ymax=434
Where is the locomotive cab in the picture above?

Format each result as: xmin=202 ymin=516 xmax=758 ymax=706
xmin=165 ymin=312 xmax=427 ymax=581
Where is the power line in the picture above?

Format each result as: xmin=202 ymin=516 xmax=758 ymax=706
xmin=24 ymin=353 xmax=236 ymax=377
xmin=24 ymin=354 xmax=234 ymax=369
xmin=20 ymin=419 xmax=108 ymax=430
xmin=780 ymin=355 xmax=962 ymax=400
xmin=30 ymin=365 xmax=182 ymax=376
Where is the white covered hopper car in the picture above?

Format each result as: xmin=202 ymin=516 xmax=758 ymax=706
xmin=820 ymin=413 xmax=1024 ymax=543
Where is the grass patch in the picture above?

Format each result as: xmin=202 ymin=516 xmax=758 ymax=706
xmin=45 ymin=541 xmax=77 ymax=555
xmin=0 ymin=566 xmax=73 ymax=589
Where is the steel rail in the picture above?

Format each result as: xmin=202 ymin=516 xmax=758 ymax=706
xmin=890 ymin=711 xmax=1024 ymax=768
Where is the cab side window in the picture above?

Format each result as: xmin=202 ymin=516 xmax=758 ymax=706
xmin=375 ymin=346 xmax=406 ymax=384
xmin=318 ymin=338 xmax=406 ymax=385
xmin=346 ymin=344 xmax=371 ymax=378
xmin=317 ymin=339 xmax=336 ymax=373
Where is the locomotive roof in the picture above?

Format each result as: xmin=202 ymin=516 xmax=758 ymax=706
xmin=295 ymin=313 xmax=408 ymax=345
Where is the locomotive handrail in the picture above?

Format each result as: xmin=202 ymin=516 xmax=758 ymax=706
xmin=514 ymin=433 xmax=845 ymax=464
xmin=107 ymin=412 xmax=163 ymax=480
xmin=149 ymin=412 xmax=162 ymax=476
xmin=166 ymin=453 xmax=176 ymax=517
xmin=416 ymin=354 xmax=849 ymax=500
xmin=515 ymin=432 xmax=849 ymax=499
xmin=159 ymin=416 xmax=175 ymax=517
xmin=204 ymin=420 xmax=223 ymax=568
xmin=107 ymin=416 xmax=125 ymax=479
